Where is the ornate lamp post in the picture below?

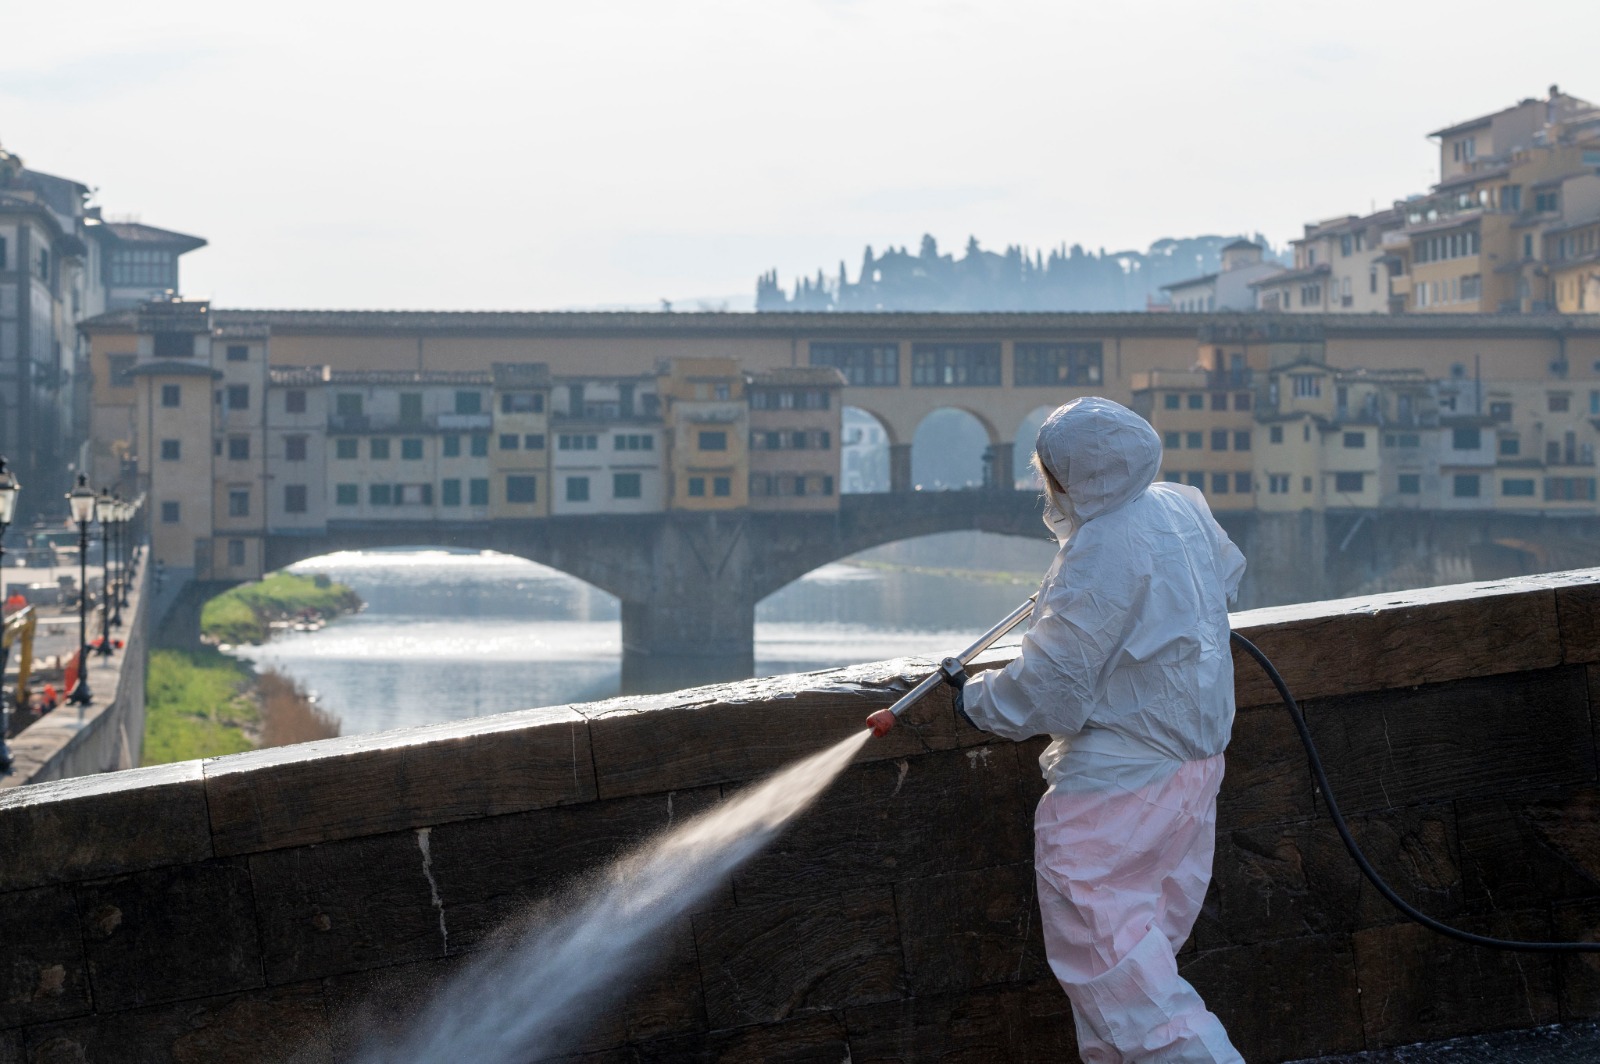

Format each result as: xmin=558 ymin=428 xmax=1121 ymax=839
xmin=0 ymin=457 xmax=20 ymax=773
xmin=94 ymin=488 xmax=114 ymax=655
xmin=67 ymin=475 xmax=96 ymax=704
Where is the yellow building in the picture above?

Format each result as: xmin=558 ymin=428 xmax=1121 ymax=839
xmin=658 ymin=358 xmax=748 ymax=510
xmin=745 ymin=367 xmax=845 ymax=512
xmin=1547 ymin=216 xmax=1600 ymax=313
xmin=1129 ymin=361 xmax=1256 ymax=512
xmin=489 ymin=363 xmax=553 ymax=519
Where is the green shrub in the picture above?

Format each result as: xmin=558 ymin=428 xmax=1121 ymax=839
xmin=142 ymin=648 xmax=259 ymax=764
xmin=200 ymin=571 xmax=361 ymax=645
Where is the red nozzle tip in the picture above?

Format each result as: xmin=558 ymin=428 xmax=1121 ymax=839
xmin=866 ymin=709 xmax=897 ymax=738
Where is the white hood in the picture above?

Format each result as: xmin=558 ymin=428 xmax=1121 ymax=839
xmin=1035 ymin=396 xmax=1163 ymax=541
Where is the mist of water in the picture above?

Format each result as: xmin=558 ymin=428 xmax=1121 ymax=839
xmin=354 ymin=728 xmax=873 ymax=1063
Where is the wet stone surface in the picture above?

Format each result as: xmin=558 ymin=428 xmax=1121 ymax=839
xmin=1294 ymin=1021 xmax=1600 ymax=1063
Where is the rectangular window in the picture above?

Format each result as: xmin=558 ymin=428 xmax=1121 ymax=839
xmin=1269 ymin=425 xmax=1284 ymax=444
xmin=910 ymin=343 xmax=1002 ymax=386
xmin=161 ymin=384 xmax=182 ymax=408
xmin=823 ymin=475 xmax=834 ymax=496
xmin=1335 ymin=472 xmax=1364 ymax=494
xmin=1186 ymin=393 xmax=1204 ymax=410
xmin=227 ymin=540 xmax=245 ymax=567
xmin=1500 ymin=437 xmax=1520 ymax=457
xmin=1163 ymin=431 xmax=1181 ymax=449
xmin=1185 ymin=431 xmax=1202 ymax=449
xmin=335 ymin=438 xmax=358 ymax=460
xmin=566 ymin=476 xmax=590 ymax=503
xmin=370 ymin=484 xmax=393 ymax=506
xmin=1503 ymin=478 xmax=1536 ymax=497
xmin=613 ymin=472 xmax=642 ymax=499
xmin=1163 ymin=394 xmax=1180 ymax=410
xmin=108 ymin=354 xmax=136 ymax=388
xmin=698 ymin=430 xmax=728 ymax=451
xmin=714 ymin=476 xmax=732 ymax=497
xmin=335 ymin=484 xmax=358 ymax=506
xmin=1210 ymin=392 xmax=1227 ymax=412
xmin=284 ymin=485 xmax=308 ymax=513
xmin=370 ymin=438 xmax=391 ymax=460
xmin=161 ymin=500 xmax=180 ymax=523
xmin=285 ymin=435 xmax=307 ymax=461
xmin=442 ymin=479 xmax=461 ymax=506
xmin=507 ymin=475 xmax=538 ymax=503
xmin=471 ymin=434 xmax=489 ymax=457
xmin=455 ymin=391 xmax=483 ymax=414
xmin=810 ymin=343 xmax=899 ymax=386
xmin=1211 ymin=473 xmax=1230 ymax=494
xmin=336 ymin=393 xmax=363 ymax=417
xmin=1234 ymin=392 xmax=1252 ymax=411
xmin=226 ymin=344 xmax=248 ymax=362
xmin=228 ymin=436 xmax=250 ymax=460
xmin=499 ymin=433 xmax=520 ymax=451
xmin=469 ymin=478 xmax=489 ymax=506
xmin=1292 ymin=374 xmax=1322 ymax=398
xmin=1013 ymin=342 xmax=1104 ymax=386
xmin=1549 ymin=393 xmax=1571 ymax=413
xmin=401 ymin=438 xmax=424 ymax=460
xmin=226 ymin=384 xmax=250 ymax=410
xmin=1343 ymin=432 xmax=1365 ymax=449
xmin=1234 ymin=472 xmax=1251 ymax=493
xmin=1489 ymin=401 xmax=1512 ymax=422
xmin=1451 ymin=427 xmax=1481 ymax=450
xmin=160 ymin=439 xmax=181 ymax=460
xmin=285 ymin=389 xmax=307 ymax=414
xmin=1453 ymin=474 xmax=1480 ymax=498
xmin=228 ymin=489 xmax=250 ymax=516
xmin=1268 ymin=474 xmax=1289 ymax=494
xmin=524 ymin=434 xmax=545 ymax=450
xmin=501 ymin=392 xmax=544 ymax=413
xmin=1233 ymin=430 xmax=1251 ymax=451
xmin=688 ymin=476 xmax=706 ymax=497
xmin=1186 ymin=472 xmax=1206 ymax=489
xmin=1397 ymin=474 xmax=1421 ymax=495
xmin=400 ymin=393 xmax=424 ymax=424
xmin=443 ymin=435 xmax=461 ymax=458
xmin=1210 ymin=430 xmax=1228 ymax=451
xmin=153 ymin=332 xmax=190 ymax=358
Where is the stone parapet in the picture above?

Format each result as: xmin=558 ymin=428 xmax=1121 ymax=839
xmin=4 ymin=569 xmax=1600 ymax=1060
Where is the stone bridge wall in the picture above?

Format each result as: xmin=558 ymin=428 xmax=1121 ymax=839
xmin=6 ymin=572 xmax=1600 ymax=1061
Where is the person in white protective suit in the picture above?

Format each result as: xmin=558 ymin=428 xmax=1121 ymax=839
xmin=957 ymin=396 xmax=1246 ymax=1064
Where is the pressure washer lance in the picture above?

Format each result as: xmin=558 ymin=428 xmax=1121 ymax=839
xmin=868 ymin=599 xmax=1600 ymax=954
xmin=865 ymin=596 xmax=1036 ymax=739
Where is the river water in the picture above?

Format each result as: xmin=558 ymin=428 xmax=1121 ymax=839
xmin=231 ymin=536 xmax=1055 ymax=737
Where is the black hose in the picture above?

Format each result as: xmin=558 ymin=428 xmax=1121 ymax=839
xmin=1229 ymin=629 xmax=1600 ymax=953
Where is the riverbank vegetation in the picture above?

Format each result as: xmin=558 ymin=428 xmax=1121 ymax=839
xmin=200 ymin=571 xmax=362 ymax=645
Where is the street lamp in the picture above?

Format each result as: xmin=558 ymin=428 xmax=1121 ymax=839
xmin=66 ymin=475 xmax=95 ymax=704
xmin=0 ymin=457 xmax=20 ymax=773
xmin=94 ymin=488 xmax=114 ymax=655
xmin=110 ymin=497 xmax=127 ymax=623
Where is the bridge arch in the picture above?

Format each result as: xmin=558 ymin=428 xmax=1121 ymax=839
xmin=841 ymin=406 xmax=893 ymax=494
xmin=911 ymin=406 xmax=1000 ymax=491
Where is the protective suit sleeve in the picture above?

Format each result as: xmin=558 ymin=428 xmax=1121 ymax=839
xmin=1168 ymin=484 xmax=1246 ymax=605
xmin=960 ymin=546 xmax=1130 ymax=742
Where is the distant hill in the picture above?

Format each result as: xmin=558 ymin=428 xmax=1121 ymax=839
xmin=755 ymin=233 xmax=1286 ymax=312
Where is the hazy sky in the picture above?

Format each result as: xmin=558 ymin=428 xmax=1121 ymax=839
xmin=3 ymin=0 xmax=1596 ymax=310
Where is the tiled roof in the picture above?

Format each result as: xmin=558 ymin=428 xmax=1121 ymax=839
xmin=94 ymin=222 xmax=207 ymax=252
xmin=1252 ymin=264 xmax=1331 ymax=287
xmin=745 ymin=367 xmax=847 ymax=386
xmin=1160 ymin=272 xmax=1218 ymax=292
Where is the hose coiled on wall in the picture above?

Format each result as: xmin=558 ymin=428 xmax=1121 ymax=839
xmin=1229 ymin=629 xmax=1600 ymax=954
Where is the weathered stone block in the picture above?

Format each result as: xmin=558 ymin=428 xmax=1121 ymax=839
xmin=322 ymin=955 xmax=465 ymax=1062
xmin=76 ymin=858 xmax=263 ymax=1013
xmin=691 ymin=888 xmax=903 ymax=1028
xmin=1215 ymin=703 xmax=1318 ymax=829
xmin=633 ymin=1012 xmax=850 ymax=1064
xmin=732 ymin=745 xmax=1033 ymax=904
xmin=205 ymin=706 xmax=596 ymax=855
xmin=0 ymin=886 xmax=90 ymax=1028
xmin=1457 ymin=792 xmax=1600 ymax=913
xmin=1349 ymin=804 xmax=1464 ymax=930
xmin=1552 ymin=898 xmax=1600 ymax=1020
xmin=249 ymin=830 xmax=443 ymax=985
xmin=1180 ymin=934 xmax=1364 ymax=1062
xmin=1303 ymin=666 xmax=1593 ymax=816
xmin=1351 ymin=910 xmax=1558 ymax=1048
xmin=1192 ymin=818 xmax=1360 ymax=951
xmin=844 ymin=979 xmax=1078 ymax=1063
xmin=1558 ymin=578 xmax=1600 ymax=663
xmin=0 ymin=762 xmax=211 ymax=894
xmin=895 ymin=862 xmax=1048 ymax=996
xmin=21 ymin=982 xmax=331 ymax=1064
xmin=427 ymin=787 xmax=723 ymax=952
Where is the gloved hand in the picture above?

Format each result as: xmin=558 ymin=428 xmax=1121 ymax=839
xmin=940 ymin=657 xmax=979 ymax=731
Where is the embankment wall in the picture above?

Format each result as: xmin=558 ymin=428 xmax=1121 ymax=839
xmin=5 ymin=570 xmax=1600 ymax=1060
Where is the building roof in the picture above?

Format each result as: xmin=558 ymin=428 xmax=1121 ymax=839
xmin=745 ymin=367 xmax=847 ymax=386
xmin=492 ymin=362 xmax=553 ymax=387
xmin=1433 ymin=165 xmax=1511 ymax=192
xmin=1428 ymin=115 xmax=1495 ymax=139
xmin=1221 ymin=239 xmax=1260 ymax=252
xmin=1251 ymin=264 xmax=1331 ymax=288
xmin=92 ymin=221 xmax=207 ymax=253
xmin=126 ymin=361 xmax=221 ymax=379
xmin=1160 ymin=272 xmax=1218 ymax=293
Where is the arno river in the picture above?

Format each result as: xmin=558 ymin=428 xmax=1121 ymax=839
xmin=231 ymin=536 xmax=1056 ymax=737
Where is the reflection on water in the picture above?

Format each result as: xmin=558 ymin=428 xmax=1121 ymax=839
xmin=232 ymin=545 xmax=1049 ymax=737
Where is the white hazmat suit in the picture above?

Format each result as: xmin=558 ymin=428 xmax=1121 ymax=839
xmin=962 ymin=397 xmax=1246 ymax=1064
